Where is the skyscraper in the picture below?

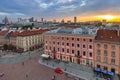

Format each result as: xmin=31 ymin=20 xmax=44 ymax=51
xmin=74 ymin=16 xmax=77 ymax=23
xmin=3 ymin=16 xmax=9 ymax=25
xmin=41 ymin=18 xmax=44 ymax=22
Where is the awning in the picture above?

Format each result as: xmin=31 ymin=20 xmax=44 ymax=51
xmin=101 ymin=69 xmax=107 ymax=74
xmin=107 ymin=71 xmax=114 ymax=76
xmin=41 ymin=54 xmax=50 ymax=58
xmin=94 ymin=67 xmax=101 ymax=72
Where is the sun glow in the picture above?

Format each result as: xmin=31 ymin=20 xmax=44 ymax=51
xmin=97 ymin=15 xmax=115 ymax=20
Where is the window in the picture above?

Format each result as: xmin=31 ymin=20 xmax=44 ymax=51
xmin=53 ymin=41 xmax=55 ymax=44
xmin=89 ymin=53 xmax=92 ymax=57
xmin=46 ymin=46 xmax=47 ymax=49
xmin=83 ymin=44 xmax=86 ymax=48
xmin=58 ymin=48 xmax=59 ymax=51
xmin=97 ymin=64 xmax=100 ymax=68
xmin=83 ymin=39 xmax=86 ymax=41
xmin=67 ymin=49 xmax=69 ymax=53
xmin=72 ymin=50 xmax=74 ymax=54
xmin=83 ymin=51 xmax=86 ymax=56
xmin=77 ymin=51 xmax=80 ymax=56
xmin=46 ymin=41 xmax=47 ymax=43
xmin=49 ymin=47 xmax=51 ymax=50
xmin=72 ymin=43 xmax=74 ymax=47
xmin=57 ymin=42 xmax=60 ymax=45
xmin=111 ymin=51 xmax=115 ymax=57
xmin=104 ymin=57 xmax=108 ymax=63
xmin=62 ymin=37 xmax=64 ymax=40
xmin=97 ymin=50 xmax=101 ymax=55
xmin=97 ymin=44 xmax=100 ymax=48
xmin=62 ymin=42 xmax=64 ymax=45
xmin=104 ymin=44 xmax=108 ymax=49
xmin=96 ymin=56 xmax=101 ymax=62
xmin=111 ymin=59 xmax=115 ymax=64
xmin=104 ymin=50 xmax=108 ymax=56
xmin=77 ymin=38 xmax=79 ymax=41
xmin=89 ymin=45 xmax=92 ymax=49
xmin=77 ymin=44 xmax=80 ymax=47
xmin=72 ymin=38 xmax=74 ymax=40
xmin=89 ymin=39 xmax=92 ymax=42
xmin=103 ymin=66 xmax=108 ymax=70
xmin=67 ymin=37 xmax=69 ymax=40
xmin=111 ymin=45 xmax=115 ymax=50
xmin=62 ymin=48 xmax=64 ymax=52
xmin=67 ymin=43 xmax=69 ymax=46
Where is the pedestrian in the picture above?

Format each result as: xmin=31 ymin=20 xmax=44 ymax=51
xmin=51 ymin=77 xmax=54 ymax=80
xmin=22 ymin=62 xmax=24 ymax=66
xmin=64 ymin=68 xmax=66 ymax=71
xmin=53 ymin=75 xmax=55 ymax=79
xmin=26 ymin=74 xmax=28 ymax=78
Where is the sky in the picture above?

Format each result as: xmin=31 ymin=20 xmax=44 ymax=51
xmin=0 ymin=0 xmax=120 ymax=22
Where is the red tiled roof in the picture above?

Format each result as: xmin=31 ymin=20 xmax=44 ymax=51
xmin=10 ymin=31 xmax=20 ymax=37
xmin=18 ymin=29 xmax=50 ymax=36
xmin=0 ymin=30 xmax=9 ymax=36
xmin=95 ymin=29 xmax=120 ymax=42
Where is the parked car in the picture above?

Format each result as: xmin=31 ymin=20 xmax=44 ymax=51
xmin=54 ymin=67 xmax=63 ymax=74
xmin=0 ymin=72 xmax=4 ymax=77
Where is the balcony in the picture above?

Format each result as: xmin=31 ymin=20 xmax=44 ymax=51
xmin=52 ymin=50 xmax=56 ymax=53
xmin=75 ymin=54 xmax=82 ymax=58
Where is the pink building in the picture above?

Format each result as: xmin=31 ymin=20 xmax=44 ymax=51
xmin=44 ymin=28 xmax=95 ymax=66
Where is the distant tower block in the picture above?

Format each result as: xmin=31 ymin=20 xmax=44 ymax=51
xmin=41 ymin=18 xmax=44 ymax=22
xmin=102 ymin=19 xmax=106 ymax=25
xmin=61 ymin=19 xmax=64 ymax=24
xmin=3 ymin=16 xmax=9 ymax=25
xmin=18 ymin=18 xmax=22 ymax=22
xmin=74 ymin=16 xmax=77 ymax=23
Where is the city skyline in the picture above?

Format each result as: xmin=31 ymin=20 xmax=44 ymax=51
xmin=0 ymin=0 xmax=120 ymax=22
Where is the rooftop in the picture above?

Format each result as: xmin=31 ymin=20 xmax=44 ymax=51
xmin=47 ymin=27 xmax=97 ymax=35
xmin=95 ymin=29 xmax=120 ymax=42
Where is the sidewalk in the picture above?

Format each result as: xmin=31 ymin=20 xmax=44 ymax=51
xmin=0 ymin=48 xmax=43 ymax=64
xmin=0 ymin=48 xmax=43 ymax=58
xmin=38 ymin=58 xmax=106 ymax=80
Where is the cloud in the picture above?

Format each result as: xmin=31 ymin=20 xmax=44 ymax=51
xmin=39 ymin=2 xmax=54 ymax=9
xmin=0 ymin=12 xmax=10 ymax=15
xmin=0 ymin=0 xmax=120 ymax=21
xmin=35 ymin=0 xmax=54 ymax=9
xmin=57 ymin=5 xmax=77 ymax=12
xmin=0 ymin=12 xmax=25 ymax=16
xmin=80 ymin=0 xmax=86 ymax=7
xmin=57 ymin=0 xmax=73 ymax=4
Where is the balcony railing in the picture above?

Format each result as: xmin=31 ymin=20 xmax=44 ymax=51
xmin=52 ymin=50 xmax=56 ymax=53
xmin=75 ymin=55 xmax=82 ymax=58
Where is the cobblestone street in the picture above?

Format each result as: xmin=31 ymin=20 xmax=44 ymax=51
xmin=0 ymin=56 xmax=76 ymax=80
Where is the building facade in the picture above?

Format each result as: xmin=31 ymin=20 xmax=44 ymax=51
xmin=0 ymin=30 xmax=9 ymax=45
xmin=94 ymin=29 xmax=120 ymax=74
xmin=44 ymin=28 xmax=96 ymax=66
xmin=16 ymin=29 xmax=47 ymax=51
xmin=10 ymin=31 xmax=20 ymax=47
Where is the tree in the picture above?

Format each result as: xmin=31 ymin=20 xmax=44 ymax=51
xmin=8 ymin=44 xmax=16 ymax=51
xmin=3 ymin=44 xmax=8 ymax=50
xmin=22 ymin=25 xmax=33 ymax=29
